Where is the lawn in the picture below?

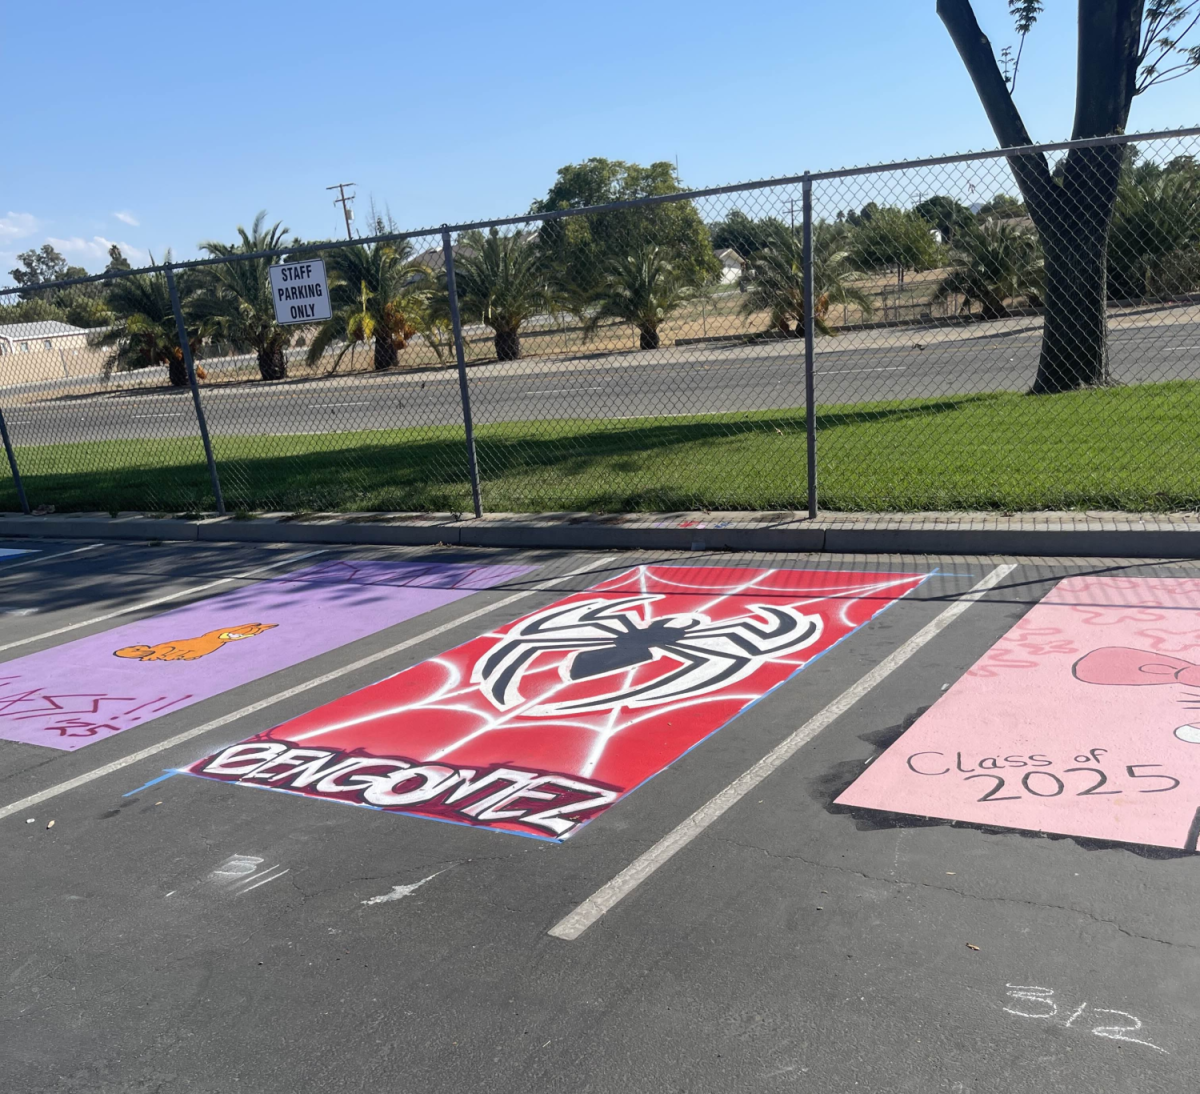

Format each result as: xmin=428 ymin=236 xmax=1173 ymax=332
xmin=3 ymin=381 xmax=1199 ymax=515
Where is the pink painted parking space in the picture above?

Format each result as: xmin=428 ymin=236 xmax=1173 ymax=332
xmin=837 ymin=575 xmax=1200 ymax=851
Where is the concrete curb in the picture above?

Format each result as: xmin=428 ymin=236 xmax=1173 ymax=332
xmin=2 ymin=511 xmax=1200 ymax=557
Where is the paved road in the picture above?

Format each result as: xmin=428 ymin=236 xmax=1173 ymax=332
xmin=2 ymin=537 xmax=1199 ymax=1093
xmin=4 ymin=319 xmax=1199 ymax=446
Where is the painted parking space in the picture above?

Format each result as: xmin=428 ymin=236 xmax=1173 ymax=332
xmin=0 ymin=559 xmax=531 ymax=750
xmin=837 ymin=575 xmax=1200 ymax=851
xmin=190 ymin=564 xmax=927 ymax=839
xmin=6 ymin=544 xmax=1200 ymax=1093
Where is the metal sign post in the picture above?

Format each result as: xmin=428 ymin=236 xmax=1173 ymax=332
xmin=802 ymin=175 xmax=818 ymax=520
xmin=441 ymin=228 xmax=484 ymax=519
xmin=166 ymin=267 xmax=226 ymax=516
xmin=0 ymin=402 xmax=29 ymax=514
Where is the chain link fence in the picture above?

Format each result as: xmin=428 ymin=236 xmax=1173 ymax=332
xmin=2 ymin=127 xmax=1199 ymax=518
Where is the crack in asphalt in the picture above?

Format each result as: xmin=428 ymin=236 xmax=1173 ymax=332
xmin=714 ymin=836 xmax=1200 ymax=951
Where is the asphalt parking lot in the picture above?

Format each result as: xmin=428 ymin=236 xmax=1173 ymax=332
xmin=3 ymin=538 xmax=1198 ymax=1093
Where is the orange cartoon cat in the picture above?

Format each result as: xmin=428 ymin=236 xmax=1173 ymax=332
xmin=114 ymin=623 xmax=277 ymax=662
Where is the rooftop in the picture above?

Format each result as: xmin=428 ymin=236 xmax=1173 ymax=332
xmin=0 ymin=321 xmax=89 ymax=340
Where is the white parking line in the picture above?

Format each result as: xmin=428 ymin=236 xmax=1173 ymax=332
xmin=818 ymin=366 xmax=908 ymax=375
xmin=547 ymin=562 xmax=1019 ymax=941
xmin=0 ymin=543 xmax=106 ymax=576
xmin=0 ymin=555 xmax=617 ymax=822
xmin=526 ymin=386 xmax=606 ymax=394
xmin=0 ymin=549 xmax=327 ymax=654
xmin=132 ymin=413 xmax=185 ymax=419
xmin=311 ymin=401 xmax=370 ymax=408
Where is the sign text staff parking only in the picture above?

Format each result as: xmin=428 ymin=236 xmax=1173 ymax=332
xmin=269 ymin=260 xmax=332 ymax=325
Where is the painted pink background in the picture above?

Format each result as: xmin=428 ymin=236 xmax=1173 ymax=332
xmin=0 ymin=559 xmax=531 ymax=751
xmin=837 ymin=576 xmax=1200 ymax=851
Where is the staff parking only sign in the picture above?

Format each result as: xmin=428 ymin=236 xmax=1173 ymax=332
xmin=268 ymin=260 xmax=332 ymax=324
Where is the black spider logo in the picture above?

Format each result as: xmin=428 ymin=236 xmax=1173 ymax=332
xmin=472 ymin=595 xmax=822 ymax=715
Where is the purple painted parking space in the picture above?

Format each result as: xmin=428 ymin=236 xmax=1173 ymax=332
xmin=0 ymin=559 xmax=532 ymax=751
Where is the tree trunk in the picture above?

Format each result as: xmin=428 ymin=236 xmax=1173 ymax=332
xmin=639 ymin=326 xmax=660 ymax=350
xmin=978 ymin=292 xmax=1010 ymax=322
xmin=495 ymin=328 xmax=521 ymax=361
xmin=1029 ymin=145 xmax=1123 ymax=393
xmin=373 ymin=333 xmax=398 ymax=371
xmin=256 ymin=345 xmax=288 ymax=381
xmin=167 ymin=351 xmax=188 ymax=388
xmin=936 ymin=0 xmax=1140 ymax=395
xmin=1032 ymin=225 xmax=1110 ymax=392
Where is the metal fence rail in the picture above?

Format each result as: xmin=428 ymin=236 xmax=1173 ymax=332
xmin=2 ymin=126 xmax=1199 ymax=517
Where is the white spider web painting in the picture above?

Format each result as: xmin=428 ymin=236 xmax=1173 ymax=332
xmin=192 ymin=565 xmax=927 ymax=840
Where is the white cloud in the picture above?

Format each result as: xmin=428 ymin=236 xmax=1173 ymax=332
xmin=113 ymin=210 xmax=139 ymax=227
xmin=0 ymin=212 xmax=39 ymax=242
xmin=47 ymin=235 xmax=150 ymax=268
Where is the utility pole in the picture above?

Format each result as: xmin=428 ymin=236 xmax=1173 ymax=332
xmin=327 ymin=182 xmax=357 ymax=240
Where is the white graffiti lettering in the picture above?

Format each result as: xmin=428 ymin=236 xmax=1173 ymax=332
xmin=197 ymin=741 xmax=620 ymax=838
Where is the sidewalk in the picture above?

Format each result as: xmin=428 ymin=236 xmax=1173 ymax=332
xmin=3 ymin=508 xmax=1200 ymax=557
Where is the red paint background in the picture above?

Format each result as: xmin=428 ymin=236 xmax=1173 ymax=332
xmin=194 ymin=565 xmax=925 ymax=836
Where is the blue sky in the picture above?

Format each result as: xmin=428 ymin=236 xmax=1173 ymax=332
xmin=2 ymin=0 xmax=1197 ymax=284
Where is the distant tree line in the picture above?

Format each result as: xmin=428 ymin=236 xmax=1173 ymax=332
xmin=3 ymin=150 xmax=1198 ymax=388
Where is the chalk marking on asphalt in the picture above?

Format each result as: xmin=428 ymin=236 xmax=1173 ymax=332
xmin=362 ymin=868 xmax=450 ymax=905
xmin=0 ymin=548 xmax=327 ymax=654
xmin=0 ymin=555 xmax=618 ymax=822
xmin=547 ymin=562 xmax=1019 ymax=941
xmin=236 ymin=867 xmax=290 ymax=894
xmin=122 ymin=770 xmax=179 ymax=798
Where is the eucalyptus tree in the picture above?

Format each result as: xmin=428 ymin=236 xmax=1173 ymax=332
xmin=849 ymin=207 xmax=945 ymax=288
xmin=533 ymin=159 xmax=720 ymax=300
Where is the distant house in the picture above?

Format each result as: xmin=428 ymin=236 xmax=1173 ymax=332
xmin=0 ymin=320 xmax=90 ymax=357
xmin=0 ymin=320 xmax=106 ymax=386
xmin=715 ymin=248 xmax=745 ymax=285
xmin=996 ymin=215 xmax=1037 ymax=233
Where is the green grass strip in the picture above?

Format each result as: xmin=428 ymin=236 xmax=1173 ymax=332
xmin=2 ymin=382 xmax=1199 ymax=514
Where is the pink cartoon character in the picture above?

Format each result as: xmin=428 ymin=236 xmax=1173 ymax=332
xmin=1073 ymin=647 xmax=1200 ymax=743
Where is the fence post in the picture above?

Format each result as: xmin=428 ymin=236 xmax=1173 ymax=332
xmin=166 ymin=266 xmax=226 ymax=516
xmin=801 ymin=174 xmax=818 ymax=520
xmin=0 ymin=402 xmax=30 ymax=515
xmin=441 ymin=227 xmax=484 ymax=519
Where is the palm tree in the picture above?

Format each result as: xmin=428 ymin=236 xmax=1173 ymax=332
xmin=1107 ymin=161 xmax=1200 ymax=301
xmin=307 ymin=240 xmax=434 ymax=372
xmin=931 ymin=218 xmax=1044 ymax=321
xmin=451 ymin=228 xmax=551 ymax=361
xmin=191 ymin=212 xmax=292 ymax=381
xmin=739 ymin=222 xmax=873 ymax=335
xmin=584 ymin=244 xmax=687 ymax=350
xmin=90 ymin=263 xmax=197 ymax=388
